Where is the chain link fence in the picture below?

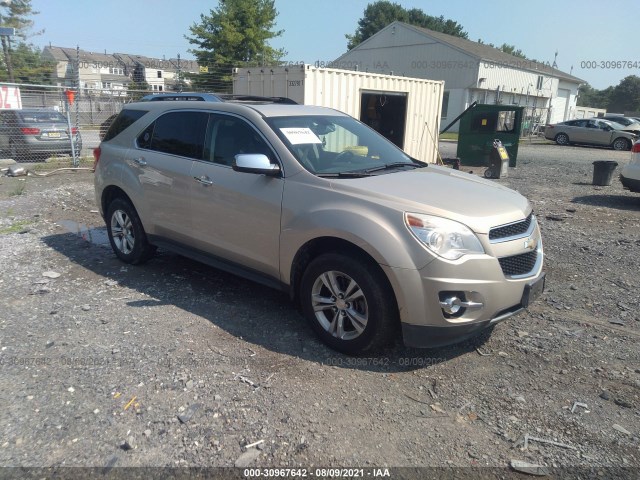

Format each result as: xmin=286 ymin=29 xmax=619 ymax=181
xmin=0 ymin=83 xmax=154 ymax=162
xmin=0 ymin=55 xmax=302 ymax=162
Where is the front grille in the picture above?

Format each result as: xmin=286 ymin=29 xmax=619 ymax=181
xmin=490 ymin=213 xmax=533 ymax=241
xmin=499 ymin=251 xmax=538 ymax=277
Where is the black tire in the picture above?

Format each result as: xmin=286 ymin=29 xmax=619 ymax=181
xmin=612 ymin=137 xmax=630 ymax=151
xmin=105 ymin=197 xmax=155 ymax=264
xmin=9 ymin=143 xmax=27 ymax=162
xmin=484 ymin=168 xmax=494 ymax=179
xmin=299 ymin=253 xmax=398 ymax=355
xmin=555 ymin=133 xmax=569 ymax=146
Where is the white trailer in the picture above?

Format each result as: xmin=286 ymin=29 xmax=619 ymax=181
xmin=232 ymin=65 xmax=444 ymax=164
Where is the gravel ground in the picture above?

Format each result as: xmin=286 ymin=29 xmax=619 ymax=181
xmin=0 ymin=143 xmax=638 ymax=476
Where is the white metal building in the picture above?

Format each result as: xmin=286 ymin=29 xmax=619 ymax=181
xmin=333 ymin=22 xmax=585 ymax=132
xmin=233 ymin=65 xmax=444 ymax=163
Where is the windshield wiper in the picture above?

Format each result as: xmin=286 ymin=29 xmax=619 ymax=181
xmin=365 ymin=162 xmax=422 ymax=173
xmin=316 ymin=171 xmax=373 ymax=178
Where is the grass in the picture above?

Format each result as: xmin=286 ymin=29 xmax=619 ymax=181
xmin=439 ymin=132 xmax=459 ymax=141
xmin=0 ymin=219 xmax=32 ymax=234
xmin=8 ymin=181 xmax=26 ymax=197
xmin=30 ymin=156 xmax=94 ymax=171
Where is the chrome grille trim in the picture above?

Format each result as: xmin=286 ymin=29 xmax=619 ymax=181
xmin=489 ymin=213 xmax=535 ymax=243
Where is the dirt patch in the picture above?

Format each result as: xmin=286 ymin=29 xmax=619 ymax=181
xmin=0 ymin=145 xmax=638 ymax=473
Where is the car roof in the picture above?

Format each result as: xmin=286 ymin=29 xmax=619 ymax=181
xmin=139 ymin=92 xmax=298 ymax=105
xmin=122 ymin=101 xmax=349 ymax=119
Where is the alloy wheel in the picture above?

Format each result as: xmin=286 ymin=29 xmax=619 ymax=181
xmin=311 ymin=270 xmax=368 ymax=340
xmin=110 ymin=209 xmax=135 ymax=255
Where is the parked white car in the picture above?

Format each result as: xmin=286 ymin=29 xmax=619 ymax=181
xmin=620 ymin=140 xmax=640 ymax=192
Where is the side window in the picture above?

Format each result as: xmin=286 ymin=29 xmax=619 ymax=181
xmin=103 ymin=109 xmax=149 ymax=142
xmin=137 ymin=111 xmax=209 ymax=160
xmin=206 ymin=115 xmax=272 ymax=166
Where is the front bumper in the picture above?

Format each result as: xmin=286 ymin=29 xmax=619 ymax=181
xmin=383 ymin=217 xmax=545 ymax=348
xmin=401 ymin=272 xmax=545 ymax=348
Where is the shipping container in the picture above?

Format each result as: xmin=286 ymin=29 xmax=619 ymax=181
xmin=232 ymin=65 xmax=444 ymax=164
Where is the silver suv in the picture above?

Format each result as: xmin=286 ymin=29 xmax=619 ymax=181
xmin=94 ymin=101 xmax=545 ymax=354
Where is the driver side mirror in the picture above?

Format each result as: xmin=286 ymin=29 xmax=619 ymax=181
xmin=233 ymin=154 xmax=281 ymax=176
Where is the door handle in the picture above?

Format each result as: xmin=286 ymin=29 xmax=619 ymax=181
xmin=194 ymin=175 xmax=214 ymax=186
xmin=133 ymin=157 xmax=147 ymax=166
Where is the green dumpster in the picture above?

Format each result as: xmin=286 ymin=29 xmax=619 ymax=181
xmin=456 ymin=105 xmax=524 ymax=168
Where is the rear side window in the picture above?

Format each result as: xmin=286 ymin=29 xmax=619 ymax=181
xmin=17 ymin=111 xmax=67 ymax=123
xmin=103 ymin=109 xmax=149 ymax=142
xmin=137 ymin=111 xmax=209 ymax=160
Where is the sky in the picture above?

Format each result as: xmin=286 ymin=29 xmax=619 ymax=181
xmin=28 ymin=0 xmax=636 ymax=90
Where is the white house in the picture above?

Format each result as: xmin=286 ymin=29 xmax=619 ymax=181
xmin=333 ymin=22 xmax=585 ymax=131
xmin=42 ymin=46 xmax=199 ymax=95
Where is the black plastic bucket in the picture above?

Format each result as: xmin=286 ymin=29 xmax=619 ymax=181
xmin=592 ymin=161 xmax=618 ymax=186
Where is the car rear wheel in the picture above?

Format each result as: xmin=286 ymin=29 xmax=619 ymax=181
xmin=612 ymin=137 xmax=630 ymax=151
xmin=554 ymin=133 xmax=569 ymax=146
xmin=300 ymin=253 xmax=397 ymax=355
xmin=106 ymin=198 xmax=155 ymax=264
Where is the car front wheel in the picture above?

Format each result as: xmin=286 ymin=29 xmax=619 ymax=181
xmin=612 ymin=137 xmax=630 ymax=151
xmin=300 ymin=253 xmax=397 ymax=355
xmin=106 ymin=198 xmax=155 ymax=264
xmin=555 ymin=133 xmax=569 ymax=145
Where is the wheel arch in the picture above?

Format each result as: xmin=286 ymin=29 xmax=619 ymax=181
xmin=289 ymin=237 xmax=399 ymax=316
xmin=101 ymin=185 xmax=136 ymax=220
xmin=612 ymin=136 xmax=631 ymax=151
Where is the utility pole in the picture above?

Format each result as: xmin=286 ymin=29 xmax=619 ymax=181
xmin=0 ymin=27 xmax=16 ymax=83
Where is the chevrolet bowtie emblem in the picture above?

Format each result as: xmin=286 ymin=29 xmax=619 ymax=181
xmin=524 ymin=237 xmax=537 ymax=250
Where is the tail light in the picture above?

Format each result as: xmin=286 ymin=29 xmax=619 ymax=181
xmin=632 ymin=142 xmax=640 ymax=153
xmin=21 ymin=127 xmax=40 ymax=135
xmin=545 ymin=124 xmax=553 ymax=129
xmin=93 ymin=147 xmax=101 ymax=171
xmin=70 ymin=127 xmax=79 ymax=135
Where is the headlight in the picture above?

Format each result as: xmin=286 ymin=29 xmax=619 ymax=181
xmin=404 ymin=213 xmax=484 ymax=260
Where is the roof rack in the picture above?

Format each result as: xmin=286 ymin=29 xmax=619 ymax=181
xmin=217 ymin=95 xmax=298 ymax=105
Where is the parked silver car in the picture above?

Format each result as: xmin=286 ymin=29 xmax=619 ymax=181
xmin=94 ymin=101 xmax=545 ymax=354
xmin=0 ymin=108 xmax=82 ymax=161
xmin=545 ymin=118 xmax=636 ymax=150
xmin=621 ymin=139 xmax=640 ymax=192
xmin=600 ymin=115 xmax=640 ymax=135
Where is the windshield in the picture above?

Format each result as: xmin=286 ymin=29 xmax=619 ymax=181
xmin=18 ymin=111 xmax=67 ymax=123
xmin=266 ymin=115 xmax=422 ymax=176
xmin=606 ymin=121 xmax=626 ymax=130
xmin=606 ymin=117 xmax=631 ymax=126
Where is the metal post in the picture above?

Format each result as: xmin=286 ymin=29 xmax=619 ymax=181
xmin=74 ymin=46 xmax=81 ymax=165
xmin=65 ymin=96 xmax=77 ymax=167
xmin=0 ymin=27 xmax=16 ymax=83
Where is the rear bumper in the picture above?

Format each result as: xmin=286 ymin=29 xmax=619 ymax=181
xmin=620 ymin=173 xmax=640 ymax=192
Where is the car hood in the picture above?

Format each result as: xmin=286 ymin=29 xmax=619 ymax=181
xmin=332 ymin=165 xmax=531 ymax=235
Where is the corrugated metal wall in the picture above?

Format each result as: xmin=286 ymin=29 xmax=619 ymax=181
xmin=233 ymin=65 xmax=444 ymax=163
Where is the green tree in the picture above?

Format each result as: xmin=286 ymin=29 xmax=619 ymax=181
xmin=346 ymin=1 xmax=467 ymax=50
xmin=477 ymin=39 xmax=528 ymax=59
xmin=577 ymin=83 xmax=612 ymax=109
xmin=498 ymin=43 xmax=526 ymax=59
xmin=608 ymin=75 xmax=640 ymax=113
xmin=0 ymin=0 xmax=41 ymax=82
xmin=0 ymin=42 xmax=53 ymax=84
xmin=186 ymin=0 xmax=284 ymax=91
xmin=127 ymin=80 xmax=150 ymax=101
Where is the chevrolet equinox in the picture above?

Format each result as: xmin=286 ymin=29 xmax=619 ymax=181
xmin=94 ymin=100 xmax=545 ymax=354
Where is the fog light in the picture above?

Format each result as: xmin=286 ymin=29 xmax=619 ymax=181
xmin=439 ymin=292 xmax=484 ymax=318
xmin=440 ymin=296 xmax=463 ymax=315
